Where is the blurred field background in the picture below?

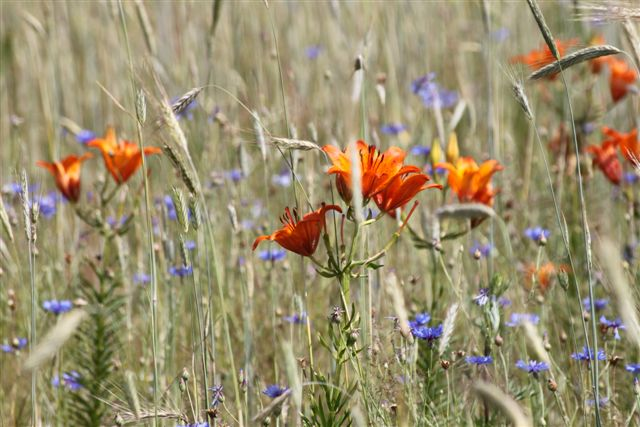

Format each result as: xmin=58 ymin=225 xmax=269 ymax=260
xmin=0 ymin=1 xmax=639 ymax=426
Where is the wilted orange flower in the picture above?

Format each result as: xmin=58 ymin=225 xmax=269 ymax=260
xmin=253 ymin=204 xmax=342 ymax=257
xmin=608 ymin=58 xmax=637 ymax=103
xmin=36 ymin=153 xmax=92 ymax=202
xmin=88 ymin=127 xmax=161 ymax=184
xmin=586 ymin=139 xmax=622 ymax=185
xmin=435 ymin=157 xmax=503 ymax=206
xmin=602 ymin=127 xmax=639 ymax=163
xmin=322 ymin=140 xmax=420 ymax=204
xmin=374 ymin=172 xmax=442 ymax=217
xmin=511 ymin=39 xmax=577 ymax=79
xmin=524 ymin=262 xmax=568 ymax=294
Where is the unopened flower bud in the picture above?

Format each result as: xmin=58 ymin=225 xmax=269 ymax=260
xmin=440 ymin=360 xmax=451 ymax=370
xmin=181 ymin=367 xmax=190 ymax=382
xmin=547 ymin=379 xmax=558 ymax=392
xmin=494 ymin=335 xmax=504 ymax=347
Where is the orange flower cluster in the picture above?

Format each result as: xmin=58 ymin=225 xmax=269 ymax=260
xmin=588 ymin=38 xmax=638 ymax=103
xmin=322 ymin=140 xmax=441 ymax=216
xmin=37 ymin=127 xmax=161 ymax=203
xmin=253 ymin=204 xmax=342 ymax=257
xmin=587 ymin=127 xmax=638 ymax=185
xmin=435 ymin=157 xmax=503 ymax=206
xmin=511 ymin=39 xmax=577 ymax=80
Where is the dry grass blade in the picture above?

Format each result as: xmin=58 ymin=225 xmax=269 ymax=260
xmin=270 ymin=136 xmax=321 ymax=152
xmin=623 ymin=19 xmax=640 ymax=69
xmin=282 ymin=341 xmax=302 ymax=411
xmin=598 ymin=239 xmax=640 ymax=350
xmin=385 ymin=272 xmax=413 ymax=341
xmin=251 ymin=388 xmax=291 ymax=423
xmin=170 ymin=87 xmax=203 ymax=118
xmin=24 ymin=310 xmax=87 ymax=370
xmin=436 ymin=203 xmax=495 ymax=221
xmin=134 ymin=0 xmax=157 ymax=56
xmin=522 ymin=321 xmax=550 ymax=364
xmin=0 ymin=197 xmax=13 ymax=242
xmin=117 ymin=408 xmax=188 ymax=425
xmin=529 ymin=45 xmax=622 ymax=80
xmin=473 ymin=381 xmax=533 ymax=427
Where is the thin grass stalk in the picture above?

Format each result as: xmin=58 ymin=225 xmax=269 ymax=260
xmin=116 ymin=2 xmax=159 ymax=424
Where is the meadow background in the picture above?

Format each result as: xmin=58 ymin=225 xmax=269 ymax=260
xmin=0 ymin=1 xmax=639 ymax=426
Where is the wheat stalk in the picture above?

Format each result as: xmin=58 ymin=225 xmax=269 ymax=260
xmin=529 ymin=45 xmax=622 ymax=80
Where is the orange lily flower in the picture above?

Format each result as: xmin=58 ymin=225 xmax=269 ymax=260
xmin=253 ymin=204 xmax=342 ymax=257
xmin=602 ymin=127 xmax=639 ymax=163
xmin=586 ymin=139 xmax=622 ymax=185
xmin=322 ymin=140 xmax=420 ymax=204
xmin=608 ymin=58 xmax=637 ymax=103
xmin=524 ymin=262 xmax=569 ymax=294
xmin=87 ymin=127 xmax=161 ymax=184
xmin=374 ymin=172 xmax=442 ymax=217
xmin=435 ymin=157 xmax=503 ymax=206
xmin=511 ymin=39 xmax=577 ymax=79
xmin=36 ymin=153 xmax=92 ymax=202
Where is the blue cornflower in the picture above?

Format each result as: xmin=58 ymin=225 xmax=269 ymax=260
xmin=209 ymin=384 xmax=224 ymax=407
xmin=600 ymin=316 xmax=625 ymax=340
xmin=75 ymin=129 xmax=96 ymax=144
xmin=33 ymin=192 xmax=59 ymax=219
xmin=185 ymin=240 xmax=196 ymax=251
xmin=305 ymin=44 xmax=322 ymax=59
xmin=586 ymin=397 xmax=608 ymax=408
xmin=515 ymin=359 xmax=549 ymax=374
xmin=498 ymin=297 xmax=512 ymax=307
xmin=43 ymin=300 xmax=73 ymax=315
xmin=582 ymin=122 xmax=596 ymax=135
xmin=491 ymin=27 xmax=510 ymax=43
xmin=106 ymin=215 xmax=129 ymax=229
xmin=1 ymin=337 xmax=27 ymax=354
xmin=582 ymin=297 xmax=609 ymax=312
xmin=226 ymin=169 xmax=244 ymax=182
xmin=283 ymin=312 xmax=307 ymax=324
xmin=263 ymin=385 xmax=288 ymax=398
xmin=411 ymin=324 xmax=443 ymax=343
xmin=133 ymin=272 xmax=150 ymax=285
xmin=258 ymin=248 xmax=287 ymax=262
xmin=163 ymin=195 xmax=178 ymax=220
xmin=411 ymin=73 xmax=458 ymax=109
xmin=625 ymin=364 xmax=640 ymax=377
xmin=505 ymin=313 xmax=540 ymax=327
xmin=272 ymin=170 xmax=292 ymax=187
xmin=624 ymin=172 xmax=639 ymax=184
xmin=408 ymin=312 xmax=431 ymax=329
xmin=172 ymin=96 xmax=197 ymax=121
xmin=524 ymin=227 xmax=550 ymax=244
xmin=410 ymin=145 xmax=431 ymax=157
xmin=169 ymin=265 xmax=193 ymax=277
xmin=466 ymin=355 xmax=493 ymax=365
xmin=2 ymin=182 xmax=22 ymax=195
xmin=473 ymin=288 xmax=490 ymax=306
xmin=52 ymin=371 xmax=82 ymax=391
xmin=380 ymin=123 xmax=408 ymax=136
xmin=470 ymin=241 xmax=493 ymax=259
xmin=571 ymin=346 xmax=606 ymax=362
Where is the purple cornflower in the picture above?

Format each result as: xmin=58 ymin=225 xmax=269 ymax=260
xmin=305 ymin=44 xmax=322 ymax=59
xmin=258 ymin=248 xmax=287 ymax=262
xmin=283 ymin=312 xmax=307 ymax=324
xmin=209 ymin=384 xmax=224 ymax=407
xmin=133 ymin=272 xmax=150 ymax=285
xmin=491 ymin=27 xmax=510 ymax=43
xmin=52 ymin=371 xmax=82 ymax=391
xmin=263 ymin=385 xmax=288 ymax=398
xmin=625 ymin=364 xmax=640 ymax=377
xmin=582 ymin=297 xmax=608 ymax=312
xmin=586 ymin=397 xmax=609 ymax=408
xmin=164 ymin=195 xmax=178 ymax=220
xmin=411 ymin=324 xmax=443 ymax=343
xmin=411 ymin=73 xmax=458 ymax=109
xmin=600 ymin=316 xmax=625 ymax=340
xmin=571 ymin=346 xmax=606 ymax=362
xmin=177 ymin=423 xmax=209 ymax=427
xmin=380 ymin=123 xmax=408 ymax=136
xmin=75 ymin=129 xmax=96 ymax=144
xmin=43 ymin=300 xmax=73 ymax=315
xmin=624 ymin=172 xmax=639 ymax=184
xmin=505 ymin=313 xmax=540 ymax=327
xmin=106 ymin=215 xmax=129 ymax=229
xmin=473 ymin=288 xmax=490 ymax=306
xmin=515 ymin=359 xmax=549 ymax=374
xmin=466 ymin=355 xmax=493 ymax=365
xmin=498 ymin=297 xmax=512 ymax=307
xmin=408 ymin=312 xmax=431 ymax=329
xmin=185 ymin=240 xmax=196 ymax=251
xmin=169 ymin=265 xmax=193 ymax=277
xmin=272 ymin=170 xmax=292 ymax=187
xmin=410 ymin=145 xmax=431 ymax=157
xmin=582 ymin=122 xmax=596 ymax=135
xmin=524 ymin=227 xmax=550 ymax=244
xmin=226 ymin=169 xmax=244 ymax=182
xmin=470 ymin=241 xmax=493 ymax=259
xmin=1 ymin=337 xmax=27 ymax=354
